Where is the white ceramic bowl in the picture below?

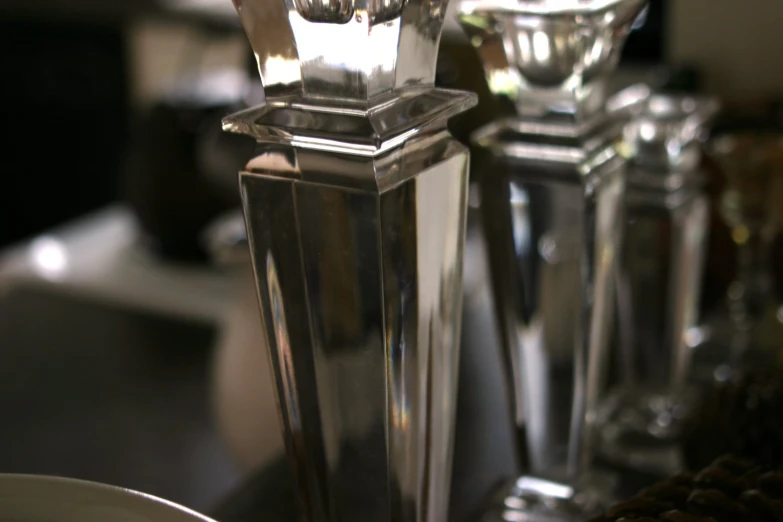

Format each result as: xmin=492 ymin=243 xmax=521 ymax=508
xmin=0 ymin=475 xmax=216 ymax=522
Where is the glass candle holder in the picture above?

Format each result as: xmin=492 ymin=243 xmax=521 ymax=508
xmin=223 ymin=3 xmax=477 ymax=522
xmin=457 ymin=0 xmax=648 ymax=519
xmin=597 ymin=94 xmax=718 ymax=477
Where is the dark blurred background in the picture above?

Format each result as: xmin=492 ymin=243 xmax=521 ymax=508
xmin=0 ymin=0 xmax=251 ymax=258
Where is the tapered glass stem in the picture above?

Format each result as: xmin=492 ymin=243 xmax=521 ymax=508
xmin=472 ymin=128 xmax=626 ymax=519
xmin=238 ymin=132 xmax=471 ymax=522
xmin=456 ymin=0 xmax=648 ymax=517
xmin=225 ymin=2 xmax=477 ymax=522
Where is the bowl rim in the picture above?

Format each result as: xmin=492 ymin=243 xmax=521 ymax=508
xmin=0 ymin=474 xmax=218 ymax=522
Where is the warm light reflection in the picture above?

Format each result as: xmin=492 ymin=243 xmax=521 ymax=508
xmin=684 ymin=326 xmax=706 ymax=349
xmin=531 ymin=31 xmax=551 ymax=62
xmin=29 ymin=237 xmax=68 ymax=278
xmin=488 ymin=69 xmax=519 ymax=99
xmin=261 ymin=55 xmax=302 ymax=87
xmin=516 ymin=476 xmax=574 ymax=499
xmin=516 ymin=30 xmax=532 ymax=65
xmin=639 ymin=121 xmax=657 ymax=142
xmin=587 ymin=38 xmax=605 ymax=67
xmin=649 ymin=96 xmax=676 ymax=116
xmin=732 ymin=225 xmax=750 ymax=245
xmin=288 ymin=11 xmax=399 ymax=82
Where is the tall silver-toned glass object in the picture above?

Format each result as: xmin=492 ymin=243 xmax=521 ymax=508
xmin=222 ymin=3 xmax=477 ymax=522
xmin=457 ymin=0 xmax=647 ymax=519
xmin=597 ymin=95 xmax=718 ymax=477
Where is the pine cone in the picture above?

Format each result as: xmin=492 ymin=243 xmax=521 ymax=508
xmin=683 ymin=370 xmax=783 ymax=470
xmin=590 ymin=455 xmax=783 ymax=522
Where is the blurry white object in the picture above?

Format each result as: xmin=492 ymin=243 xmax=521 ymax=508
xmin=0 ymin=474 xmax=214 ymax=522
xmin=0 ymin=206 xmax=238 ymax=323
xmin=212 ymin=266 xmax=285 ymax=471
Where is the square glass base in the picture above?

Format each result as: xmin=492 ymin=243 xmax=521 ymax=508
xmin=480 ymin=472 xmax=616 ymax=522
xmin=596 ymin=390 xmax=695 ymax=477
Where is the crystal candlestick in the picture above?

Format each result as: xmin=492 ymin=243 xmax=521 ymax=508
xmin=597 ymin=94 xmax=718 ymax=477
xmin=223 ymin=3 xmax=477 ymax=522
xmin=457 ymin=0 xmax=647 ymax=519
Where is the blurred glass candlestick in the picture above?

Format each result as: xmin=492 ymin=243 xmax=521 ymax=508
xmin=597 ymin=94 xmax=718 ymax=477
xmin=457 ymin=0 xmax=648 ymax=519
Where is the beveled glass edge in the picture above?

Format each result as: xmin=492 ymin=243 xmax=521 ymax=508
xmin=470 ymin=116 xmax=623 ymax=165
xmin=607 ymin=83 xmax=653 ymax=119
xmin=626 ymin=167 xmax=706 ymax=194
xmin=471 ymin=83 xmax=649 ymax=142
xmin=222 ymin=87 xmax=477 ymax=157
xmin=469 ymin=83 xmax=648 ymax=170
xmin=625 ymin=176 xmax=707 ymax=210
xmin=623 ymin=93 xmax=719 ymax=174
xmin=239 ymin=128 xmax=470 ymax=195
xmin=627 ymin=93 xmax=720 ymax=142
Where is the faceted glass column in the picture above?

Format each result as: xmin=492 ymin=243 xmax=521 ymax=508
xmin=223 ymin=2 xmax=477 ymax=522
xmin=458 ymin=0 xmax=648 ymax=518
xmin=597 ymin=94 xmax=717 ymax=477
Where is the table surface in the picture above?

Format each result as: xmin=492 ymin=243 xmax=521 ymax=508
xmin=0 ymin=286 xmax=242 ymax=513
